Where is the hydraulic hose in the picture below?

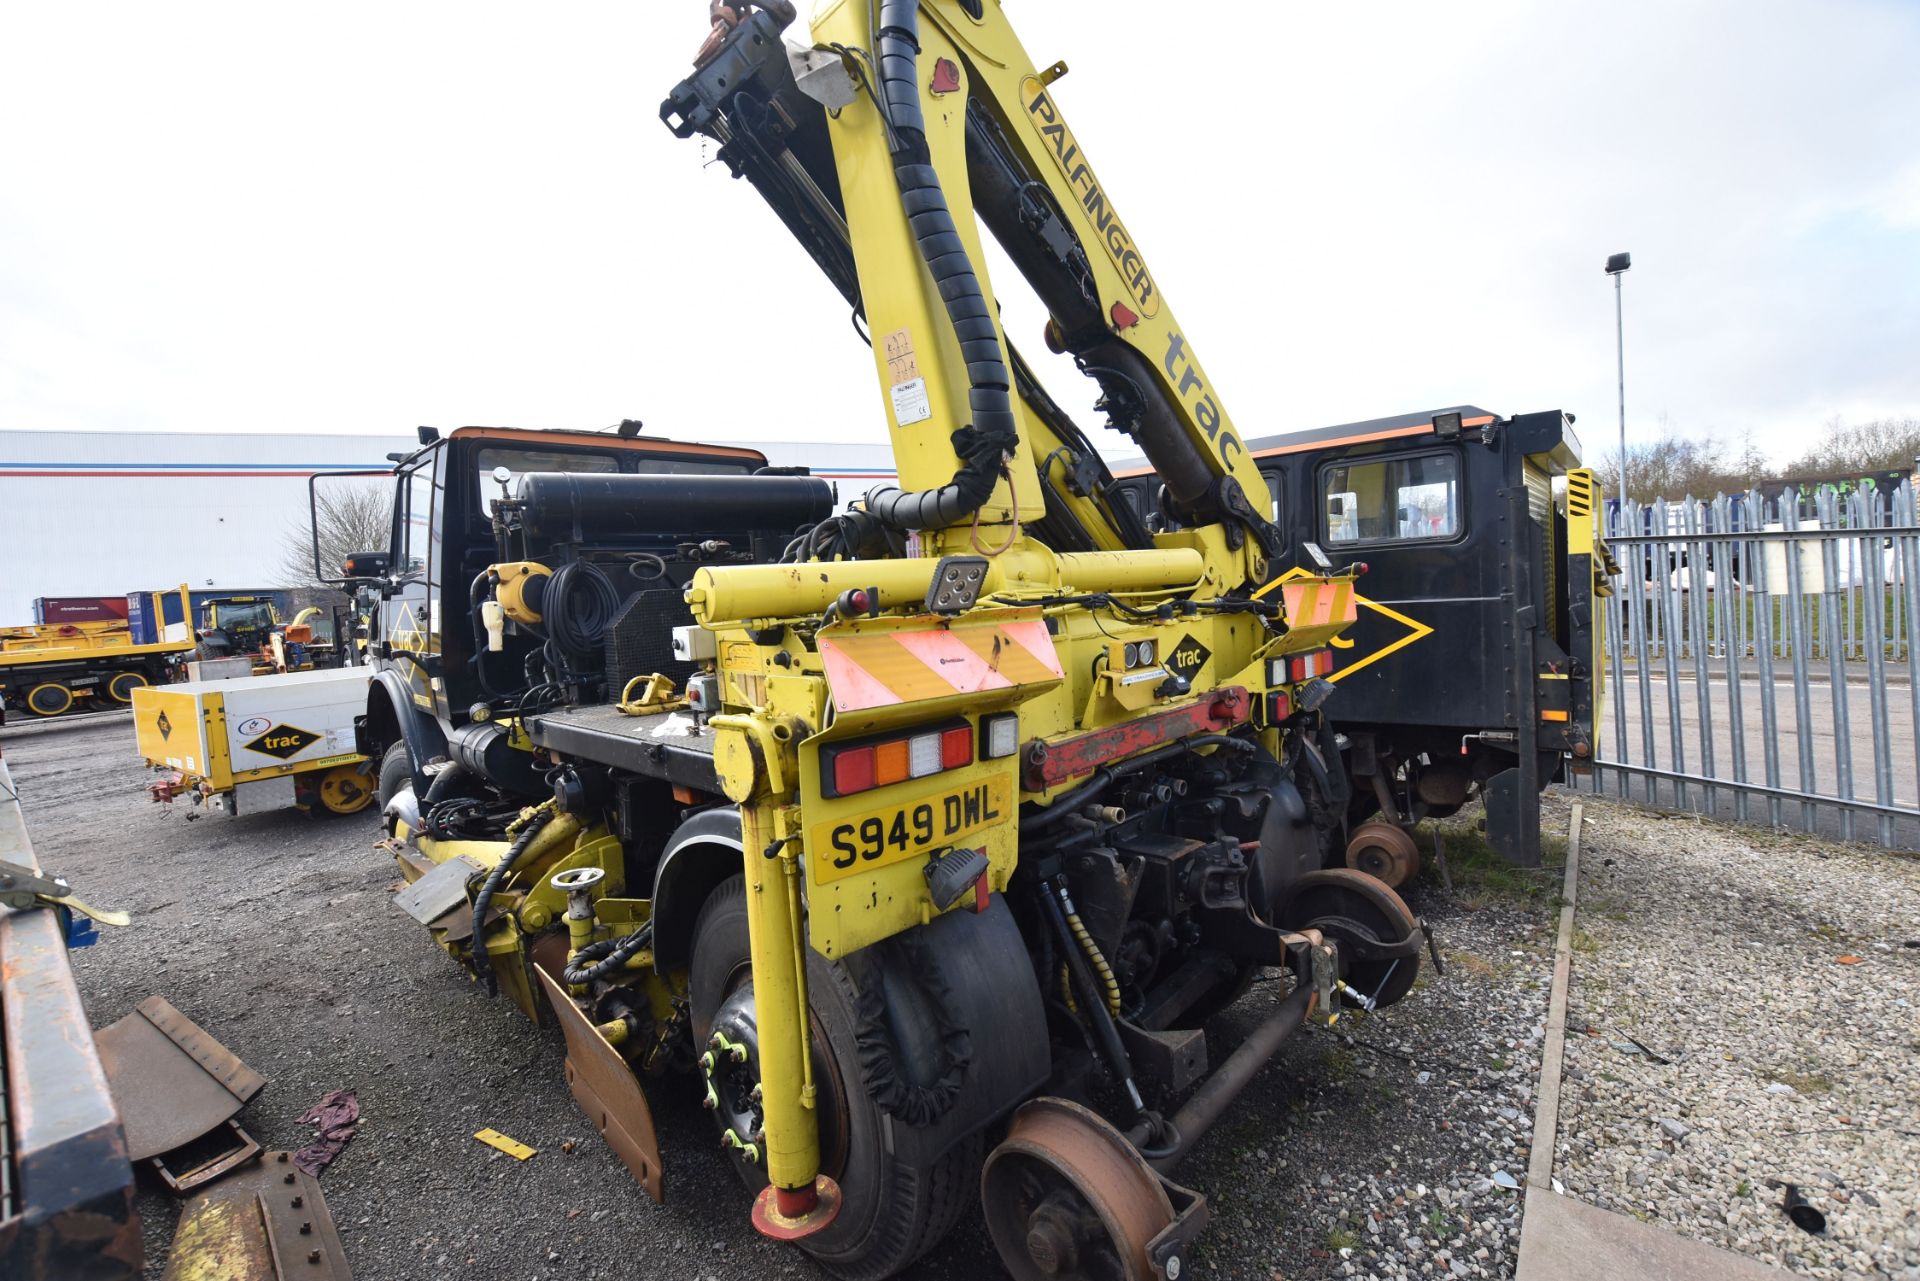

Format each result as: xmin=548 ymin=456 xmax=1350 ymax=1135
xmin=1021 ymin=733 xmax=1258 ymax=833
xmin=1059 ymin=886 xmax=1122 ymax=1017
xmin=470 ymin=803 xmax=557 ymax=995
xmin=563 ymin=920 xmax=654 ymax=987
xmin=421 ymin=761 xmax=473 ymax=807
xmin=865 ymin=0 xmax=1018 ymax=531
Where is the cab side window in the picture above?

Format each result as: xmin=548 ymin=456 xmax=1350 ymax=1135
xmin=1259 ymin=467 xmax=1285 ymax=525
xmin=1323 ymin=453 xmax=1460 ymax=544
xmin=396 ymin=458 xmax=437 ymax=581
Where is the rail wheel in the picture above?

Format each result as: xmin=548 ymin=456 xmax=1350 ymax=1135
xmin=106 ymin=670 xmax=150 ymax=703
xmin=314 ymin=762 xmax=376 ymax=815
xmin=25 ymin=681 xmax=74 ymax=717
xmin=1345 ymin=820 xmax=1420 ymax=889
xmin=982 ymin=1098 xmax=1176 ymax=1281
xmin=688 ymin=874 xmax=978 ymax=1280
xmin=1276 ymin=867 xmax=1421 ymax=1010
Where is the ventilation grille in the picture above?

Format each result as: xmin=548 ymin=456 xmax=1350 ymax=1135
xmin=604 ymin=588 xmax=697 ymax=698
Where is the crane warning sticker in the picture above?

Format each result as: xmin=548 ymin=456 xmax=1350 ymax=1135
xmin=243 ymin=723 xmax=321 ymax=760
xmin=881 ymin=328 xmax=919 ymax=384
xmin=880 ymin=328 xmax=932 ymax=426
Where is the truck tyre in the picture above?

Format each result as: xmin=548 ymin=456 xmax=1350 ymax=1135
xmin=689 ymin=875 xmax=978 ymax=1281
xmin=25 ymin=682 xmax=74 ymax=717
xmin=376 ymin=741 xmax=413 ymax=812
xmin=107 ymin=671 xmax=149 ymax=703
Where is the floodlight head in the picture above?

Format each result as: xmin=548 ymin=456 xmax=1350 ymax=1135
xmin=1605 ymin=252 xmax=1632 ymax=275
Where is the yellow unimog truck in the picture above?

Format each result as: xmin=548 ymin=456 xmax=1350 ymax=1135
xmin=348 ymin=5 xmax=1444 ymax=1278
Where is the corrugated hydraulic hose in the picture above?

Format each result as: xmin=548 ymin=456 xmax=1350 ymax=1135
xmin=864 ymin=0 xmax=1019 ymax=531
xmin=1061 ymin=893 xmax=1122 ymax=1017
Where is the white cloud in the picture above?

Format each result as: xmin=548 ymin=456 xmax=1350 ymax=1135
xmin=1 ymin=0 xmax=1915 ymax=469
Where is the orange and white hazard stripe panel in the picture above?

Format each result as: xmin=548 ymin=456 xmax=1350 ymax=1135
xmin=1281 ymin=578 xmax=1358 ymax=629
xmin=818 ymin=619 xmax=1062 ymax=713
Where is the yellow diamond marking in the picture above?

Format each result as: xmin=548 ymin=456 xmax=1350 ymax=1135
xmin=1255 ymin=567 xmax=1434 ymax=682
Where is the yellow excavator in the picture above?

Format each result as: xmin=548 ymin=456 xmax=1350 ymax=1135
xmin=361 ymin=4 xmax=1435 ymax=1278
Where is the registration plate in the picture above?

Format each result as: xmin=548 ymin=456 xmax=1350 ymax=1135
xmin=813 ymin=775 xmax=1012 ymax=884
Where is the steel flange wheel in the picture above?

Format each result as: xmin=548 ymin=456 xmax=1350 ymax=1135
xmin=982 ymin=1097 xmax=1176 ymax=1281
xmin=1278 ymin=867 xmax=1422 ymax=1010
xmin=1345 ymin=820 xmax=1420 ymax=888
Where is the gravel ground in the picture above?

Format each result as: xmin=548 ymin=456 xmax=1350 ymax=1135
xmin=9 ymin=710 xmax=1564 ymax=1281
xmin=1556 ymin=800 xmax=1920 ymax=1281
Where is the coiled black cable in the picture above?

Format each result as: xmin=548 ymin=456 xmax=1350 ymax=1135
xmin=543 ymin=559 xmax=620 ymax=671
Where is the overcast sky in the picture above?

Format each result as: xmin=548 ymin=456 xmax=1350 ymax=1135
xmin=2 ymin=1 xmax=1916 ymax=470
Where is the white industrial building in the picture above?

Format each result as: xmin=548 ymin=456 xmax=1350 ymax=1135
xmin=0 ymin=430 xmax=896 ymax=623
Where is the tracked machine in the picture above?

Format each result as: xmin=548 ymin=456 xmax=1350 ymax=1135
xmin=357 ymin=5 xmax=1435 ymax=1277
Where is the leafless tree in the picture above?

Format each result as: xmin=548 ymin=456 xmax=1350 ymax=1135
xmin=279 ymin=479 xmax=392 ymax=593
xmin=1784 ymin=416 xmax=1920 ymax=478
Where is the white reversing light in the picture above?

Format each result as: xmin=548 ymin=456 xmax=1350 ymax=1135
xmin=983 ymin=712 xmax=1020 ymax=759
xmin=908 ymin=732 xmax=944 ymax=778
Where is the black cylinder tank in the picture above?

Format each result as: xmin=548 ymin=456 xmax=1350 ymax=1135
xmin=515 ymin=472 xmax=837 ymax=539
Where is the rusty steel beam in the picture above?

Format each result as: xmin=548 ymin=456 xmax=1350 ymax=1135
xmin=1021 ymin=688 xmax=1251 ymax=792
xmin=0 ymin=755 xmax=141 ymax=1280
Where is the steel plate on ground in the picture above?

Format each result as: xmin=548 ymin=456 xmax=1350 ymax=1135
xmin=534 ymin=966 xmax=664 ymax=1202
xmin=160 ymin=1150 xmax=350 ymax=1281
xmin=95 ymin=996 xmax=265 ymax=1161
xmin=393 ymin=854 xmax=485 ymax=925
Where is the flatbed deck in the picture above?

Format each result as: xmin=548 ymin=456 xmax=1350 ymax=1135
xmin=527 ymin=704 xmax=719 ymax=793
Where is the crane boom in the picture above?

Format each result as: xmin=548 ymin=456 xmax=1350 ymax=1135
xmin=663 ymin=0 xmax=1283 ymax=576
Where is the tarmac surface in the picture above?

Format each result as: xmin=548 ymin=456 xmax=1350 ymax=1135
xmin=9 ymin=708 xmax=1566 ymax=1280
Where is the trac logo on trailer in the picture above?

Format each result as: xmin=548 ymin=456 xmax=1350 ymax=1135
xmin=244 ymin=723 xmax=321 ymax=760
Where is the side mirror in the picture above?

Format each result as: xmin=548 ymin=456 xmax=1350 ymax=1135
xmin=342 ymin=551 xmax=391 ymax=582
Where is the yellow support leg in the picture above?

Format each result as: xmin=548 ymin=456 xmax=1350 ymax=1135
xmin=740 ymin=801 xmax=841 ymax=1239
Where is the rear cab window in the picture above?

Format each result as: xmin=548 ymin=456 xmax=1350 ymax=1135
xmin=1322 ymin=452 xmax=1461 ymax=544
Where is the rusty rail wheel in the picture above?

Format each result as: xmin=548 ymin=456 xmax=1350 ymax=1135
xmin=982 ymin=1097 xmax=1176 ymax=1281
xmin=1344 ymin=819 xmax=1421 ymax=888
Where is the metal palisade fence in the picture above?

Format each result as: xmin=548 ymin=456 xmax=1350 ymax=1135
xmin=1589 ymin=479 xmax=1920 ymax=849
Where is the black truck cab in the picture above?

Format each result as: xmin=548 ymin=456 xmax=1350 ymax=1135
xmin=1116 ymin=406 xmax=1607 ymax=866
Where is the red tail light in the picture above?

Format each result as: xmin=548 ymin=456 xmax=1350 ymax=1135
xmin=822 ymin=719 xmax=978 ymax=798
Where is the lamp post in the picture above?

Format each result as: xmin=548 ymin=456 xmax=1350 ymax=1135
xmin=1605 ymin=252 xmax=1632 ymax=514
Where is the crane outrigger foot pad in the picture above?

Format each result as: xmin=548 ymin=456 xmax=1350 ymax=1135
xmin=751 ymin=1174 xmax=843 ymax=1242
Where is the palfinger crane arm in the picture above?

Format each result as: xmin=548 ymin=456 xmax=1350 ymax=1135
xmin=664 ymin=0 xmax=1282 ymax=578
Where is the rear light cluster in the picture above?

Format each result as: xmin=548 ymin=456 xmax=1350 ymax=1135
xmin=822 ymin=713 xmax=1020 ymax=798
xmin=1269 ymin=650 xmax=1334 ymax=685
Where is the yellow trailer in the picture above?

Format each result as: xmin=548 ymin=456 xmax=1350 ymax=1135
xmin=0 ymin=584 xmax=197 ymax=720
xmin=132 ymin=666 xmax=376 ymax=817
